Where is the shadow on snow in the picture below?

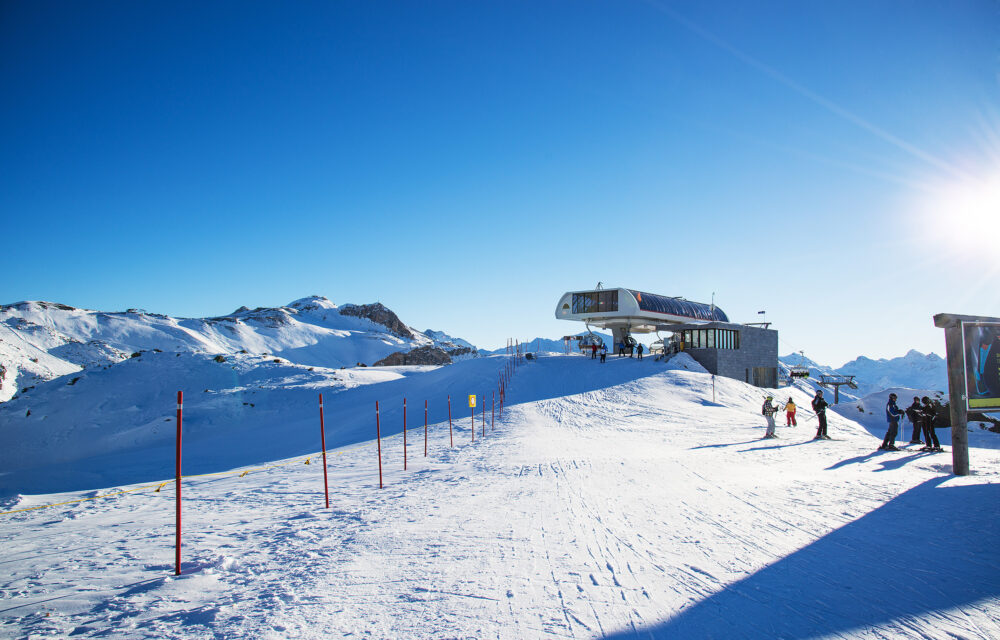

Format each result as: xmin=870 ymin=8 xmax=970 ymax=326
xmin=604 ymin=477 xmax=1000 ymax=639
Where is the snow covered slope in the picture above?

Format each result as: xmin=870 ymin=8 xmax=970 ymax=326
xmin=2 ymin=353 xmax=998 ymax=639
xmin=0 ymin=351 xmax=505 ymax=496
xmin=0 ymin=297 xmax=477 ymax=402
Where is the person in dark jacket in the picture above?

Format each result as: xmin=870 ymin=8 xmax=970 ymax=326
xmin=880 ymin=393 xmax=904 ymax=450
xmin=919 ymin=396 xmax=942 ymax=452
xmin=811 ymin=389 xmax=830 ymax=439
xmin=637 ymin=343 xmax=644 ymax=360
xmin=905 ymin=396 xmax=922 ymax=444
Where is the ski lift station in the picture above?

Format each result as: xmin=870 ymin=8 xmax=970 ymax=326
xmin=554 ymin=287 xmax=779 ymax=387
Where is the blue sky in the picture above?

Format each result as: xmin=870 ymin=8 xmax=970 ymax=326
xmin=2 ymin=1 xmax=998 ymax=366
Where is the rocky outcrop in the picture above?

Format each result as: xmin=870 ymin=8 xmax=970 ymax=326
xmin=339 ymin=303 xmax=414 ymax=339
xmin=373 ymin=346 xmax=451 ymax=367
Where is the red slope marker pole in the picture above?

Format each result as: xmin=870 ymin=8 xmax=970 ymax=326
xmin=471 ymin=399 xmax=475 ymax=443
xmin=424 ymin=400 xmax=428 ymax=457
xmin=403 ymin=398 xmax=408 ymax=471
xmin=448 ymin=395 xmax=453 ymax=447
xmin=492 ymin=391 xmax=495 ymax=431
xmin=375 ymin=401 xmax=384 ymax=489
xmin=319 ymin=394 xmax=330 ymax=509
xmin=481 ymin=395 xmax=485 ymax=438
xmin=175 ymin=390 xmax=182 ymax=576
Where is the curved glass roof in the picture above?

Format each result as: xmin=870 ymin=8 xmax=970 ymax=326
xmin=627 ymin=290 xmax=728 ymax=322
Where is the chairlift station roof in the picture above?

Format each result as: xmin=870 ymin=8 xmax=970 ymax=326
xmin=554 ymin=287 xmax=727 ymax=334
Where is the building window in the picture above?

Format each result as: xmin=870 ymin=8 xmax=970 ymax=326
xmin=572 ymin=291 xmax=616 ymax=315
xmin=680 ymin=328 xmax=740 ymax=350
xmin=599 ymin=290 xmax=618 ymax=312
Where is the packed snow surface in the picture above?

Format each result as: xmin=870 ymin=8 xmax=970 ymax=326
xmin=1 ymin=354 xmax=998 ymax=639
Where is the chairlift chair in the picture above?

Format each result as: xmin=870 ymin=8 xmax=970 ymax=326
xmin=578 ymin=324 xmax=605 ymax=353
xmin=578 ymin=333 xmax=604 ymax=351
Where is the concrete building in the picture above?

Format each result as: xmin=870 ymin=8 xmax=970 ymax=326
xmin=666 ymin=321 xmax=778 ymax=387
xmin=554 ymin=286 xmax=778 ymax=387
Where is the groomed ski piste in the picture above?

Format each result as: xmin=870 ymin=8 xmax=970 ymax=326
xmin=2 ymin=353 xmax=999 ymax=639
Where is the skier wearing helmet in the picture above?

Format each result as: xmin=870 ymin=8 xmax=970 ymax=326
xmin=919 ymin=396 xmax=943 ymax=452
xmin=879 ymin=393 xmax=904 ymax=451
xmin=811 ymin=389 xmax=830 ymax=440
xmin=905 ymin=396 xmax=923 ymax=444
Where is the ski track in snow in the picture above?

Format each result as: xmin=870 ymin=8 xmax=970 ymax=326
xmin=1 ymin=355 xmax=999 ymax=639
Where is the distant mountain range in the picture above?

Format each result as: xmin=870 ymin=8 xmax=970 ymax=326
xmin=779 ymin=350 xmax=947 ymax=397
xmin=481 ymin=332 xmax=614 ymax=355
xmin=0 ymin=296 xmax=476 ymax=403
xmin=1 ymin=293 xmax=950 ymax=407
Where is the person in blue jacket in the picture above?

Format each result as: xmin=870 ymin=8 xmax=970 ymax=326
xmin=879 ymin=393 xmax=904 ymax=451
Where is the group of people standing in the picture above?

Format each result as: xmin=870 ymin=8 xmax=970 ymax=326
xmin=615 ymin=341 xmax=644 ymax=359
xmin=760 ymin=388 xmax=946 ymax=453
xmin=881 ymin=394 xmax=943 ymax=452
xmin=591 ymin=342 xmax=644 ymax=362
xmin=761 ymin=390 xmax=831 ymax=440
xmin=760 ymin=394 xmax=806 ymax=439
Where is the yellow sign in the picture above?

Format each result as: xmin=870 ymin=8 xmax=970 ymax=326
xmin=468 ymin=394 xmax=476 ymax=408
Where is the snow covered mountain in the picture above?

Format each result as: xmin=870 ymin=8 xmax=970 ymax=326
xmin=482 ymin=332 xmax=615 ymax=355
xmin=836 ymin=350 xmax=947 ymax=397
xmin=0 ymin=296 xmax=477 ymax=403
xmin=779 ymin=349 xmax=947 ymax=398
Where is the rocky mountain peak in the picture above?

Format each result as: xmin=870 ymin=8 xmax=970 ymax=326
xmin=339 ymin=303 xmax=414 ymax=339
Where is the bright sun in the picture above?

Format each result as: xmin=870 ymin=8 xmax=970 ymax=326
xmin=919 ymin=169 xmax=1000 ymax=257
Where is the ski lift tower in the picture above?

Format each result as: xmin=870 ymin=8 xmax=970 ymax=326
xmin=818 ymin=374 xmax=858 ymax=404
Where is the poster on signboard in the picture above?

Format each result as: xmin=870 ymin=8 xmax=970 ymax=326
xmin=964 ymin=322 xmax=1000 ymax=410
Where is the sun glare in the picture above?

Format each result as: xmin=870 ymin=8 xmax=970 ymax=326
xmin=919 ymin=169 xmax=1000 ymax=258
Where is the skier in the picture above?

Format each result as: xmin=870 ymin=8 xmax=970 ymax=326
xmin=637 ymin=343 xmax=644 ymax=360
xmin=811 ymin=389 xmax=830 ymax=440
xmin=618 ymin=341 xmax=625 ymax=357
xmin=784 ymin=397 xmax=797 ymax=426
xmin=599 ymin=343 xmax=607 ymax=363
xmin=919 ymin=396 xmax=942 ymax=452
xmin=761 ymin=395 xmax=779 ymax=439
xmin=905 ymin=396 xmax=923 ymax=444
xmin=591 ymin=343 xmax=597 ymax=360
xmin=879 ymin=393 xmax=904 ymax=450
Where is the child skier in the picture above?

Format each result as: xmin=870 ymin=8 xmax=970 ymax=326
xmin=784 ymin=397 xmax=797 ymax=426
